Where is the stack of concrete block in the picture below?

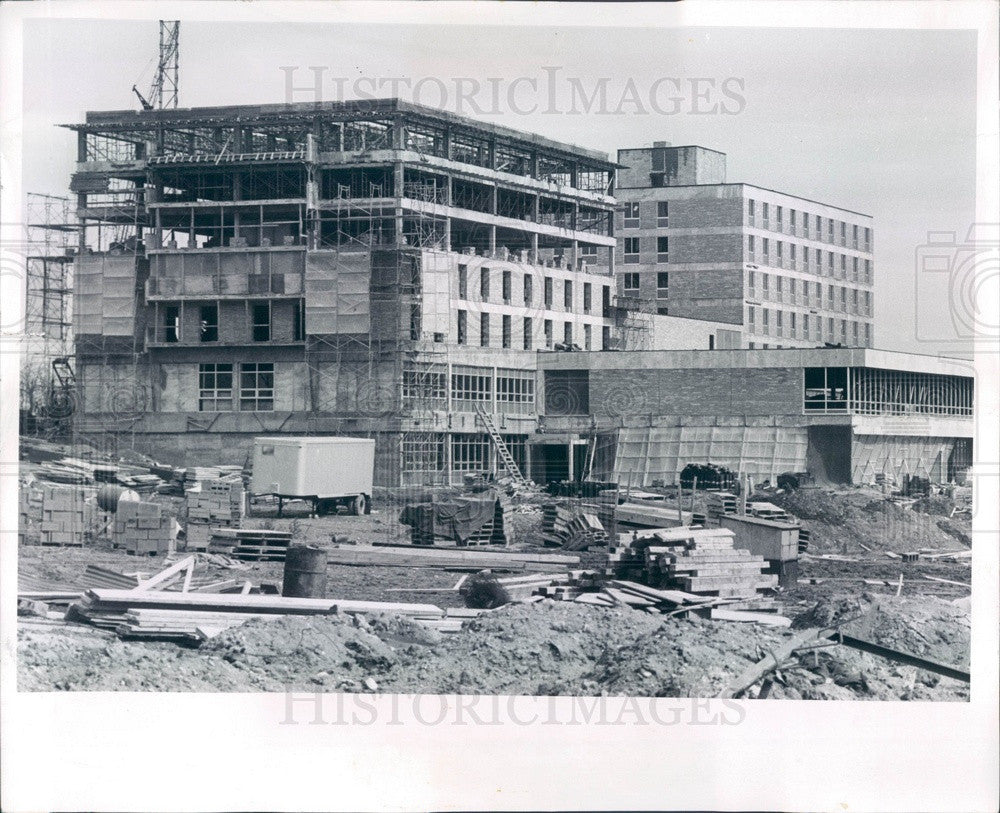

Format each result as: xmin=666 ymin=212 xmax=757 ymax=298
xmin=113 ymin=500 xmax=173 ymax=556
xmin=19 ymin=484 xmax=44 ymax=544
xmin=184 ymin=476 xmax=244 ymax=551
xmin=39 ymin=485 xmax=92 ymax=546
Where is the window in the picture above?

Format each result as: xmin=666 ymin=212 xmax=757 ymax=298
xmin=852 ymin=224 xmax=859 ymax=248
xmin=583 ymin=282 xmax=592 ymax=313
xmin=480 ymin=267 xmax=490 ymax=301
xmin=790 ymin=311 xmax=797 ymax=335
xmin=747 ymin=306 xmax=755 ymax=328
xmin=864 ymin=259 xmax=872 ymax=284
xmin=563 ymin=322 xmax=573 ymax=346
xmin=748 ymin=198 xmax=755 ymax=220
xmin=657 ymin=235 xmax=669 ymax=262
xmin=451 ymin=435 xmax=490 ymax=473
xmin=790 ymin=243 xmax=797 ymax=266
xmin=852 ymin=256 xmax=859 ymax=281
xmin=747 ymin=270 xmax=755 ymax=296
xmin=840 ymin=254 xmax=847 ymax=275
xmin=497 ymin=371 xmax=534 ymax=406
xmin=200 ymin=305 xmax=218 ymax=342
xmin=239 ymin=363 xmax=274 ymax=411
xmin=815 ymin=214 xmax=821 ymax=235
xmin=762 ymin=202 xmax=769 ymax=224
xmin=252 ymin=303 xmax=271 ymax=342
xmin=790 ymin=209 xmax=797 ymax=233
xmin=584 ymin=323 xmax=592 ymax=349
xmin=657 ymin=306 xmax=669 ymax=315
xmin=803 ymin=314 xmax=810 ymax=339
xmin=840 ymin=287 xmax=847 ymax=311
xmin=293 ymin=301 xmax=304 ymax=341
xmin=803 ymin=215 xmax=810 ymax=237
xmin=864 ymin=323 xmax=871 ymax=346
xmin=776 ymin=241 xmax=783 ymax=264
xmin=523 ymin=274 xmax=533 ymax=306
xmin=544 ymin=319 xmax=553 ymax=348
xmin=580 ymin=244 xmax=597 ymax=258
xmin=827 ymin=219 xmax=834 ymax=242
xmin=851 ymin=288 xmax=859 ymax=312
xmin=623 ymin=201 xmax=640 ymax=227
xmin=163 ymin=305 xmax=179 ymax=343
xmin=657 ymin=271 xmax=669 ymax=291
xmin=863 ymin=290 xmax=871 ymax=315
xmin=709 ymin=334 xmax=716 ymax=350
xmin=762 ymin=273 xmax=770 ymax=297
xmin=827 ymin=284 xmax=834 ymax=307
xmin=762 ymin=308 xmax=770 ymax=333
xmin=776 ymin=309 xmax=784 ymax=335
xmin=840 ymin=319 xmax=848 ymax=342
xmin=776 ymin=206 xmax=783 ymax=227
xmin=841 ymin=222 xmax=847 ymax=244
xmin=457 ymin=309 xmax=467 ymax=344
xmin=762 ymin=237 xmax=769 ymax=259
xmin=480 ymin=312 xmax=490 ymax=347
xmin=402 ymin=433 xmax=446 ymax=474
xmin=828 ymin=252 xmax=834 ymax=274
xmin=602 ymin=325 xmax=611 ymax=349
xmin=198 ymin=363 xmax=232 ymax=411
xmin=502 ymin=314 xmax=511 ymax=348
xmin=458 ymin=264 xmax=468 ymax=299
xmin=624 ymin=237 xmax=640 ymax=262
xmin=544 ymin=276 xmax=553 ymax=307
xmin=789 ymin=278 xmax=797 ymax=303
xmin=802 ymin=246 xmax=809 ymax=268
xmin=657 ymin=200 xmax=669 ymax=226
xmin=451 ymin=372 xmax=491 ymax=402
xmin=863 ymin=227 xmax=871 ymax=250
xmin=502 ymin=270 xmax=511 ymax=303
xmin=776 ymin=275 xmax=784 ymax=297
xmin=852 ymin=321 xmax=860 ymax=345
xmin=402 ymin=367 xmax=447 ymax=402
xmin=523 ymin=317 xmax=532 ymax=350
xmin=624 ymin=272 xmax=640 ymax=291
xmin=748 ymin=234 xmax=755 ymax=256
xmin=804 ymin=367 xmax=848 ymax=412
xmin=564 ymin=280 xmax=573 ymax=309
xmin=827 ymin=317 xmax=835 ymax=339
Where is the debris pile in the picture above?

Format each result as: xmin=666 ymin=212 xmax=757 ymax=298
xmin=541 ymin=502 xmax=609 ymax=549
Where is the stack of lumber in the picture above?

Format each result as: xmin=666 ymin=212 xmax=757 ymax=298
xmin=184 ymin=475 xmax=245 ymax=550
xmin=797 ymin=527 xmax=811 ymax=553
xmin=706 ymin=492 xmax=738 ymax=523
xmin=208 ymin=527 xmax=292 ymax=561
xmin=606 ymin=526 xmax=777 ymax=608
xmin=37 ymin=485 xmax=93 ymax=546
xmin=112 ymin=500 xmax=173 ymax=555
xmin=69 ymin=588 xmax=451 ymax=641
xmin=329 ymin=541 xmax=580 ymax=572
xmin=35 ymin=457 xmax=95 ymax=485
xmin=614 ymin=502 xmax=706 ymax=532
xmin=746 ymin=501 xmax=790 ymax=522
xmin=541 ymin=503 xmax=609 ymax=549
xmin=78 ymin=564 xmax=140 ymax=590
xmin=515 ymin=574 xmax=789 ymax=624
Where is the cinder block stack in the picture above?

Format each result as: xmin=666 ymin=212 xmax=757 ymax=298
xmin=18 ymin=484 xmax=44 ymax=544
xmin=114 ymin=500 xmax=173 ymax=555
xmin=706 ymin=492 xmax=738 ymax=525
xmin=39 ymin=485 xmax=91 ymax=546
xmin=184 ymin=476 xmax=244 ymax=550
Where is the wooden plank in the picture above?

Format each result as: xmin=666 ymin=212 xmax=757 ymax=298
xmin=710 ymin=609 xmax=792 ymax=627
xmin=135 ymin=555 xmax=196 ymax=592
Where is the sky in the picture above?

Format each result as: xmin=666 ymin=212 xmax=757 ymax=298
xmin=20 ymin=19 xmax=980 ymax=355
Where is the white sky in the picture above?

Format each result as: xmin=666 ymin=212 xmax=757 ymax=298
xmin=21 ymin=20 xmax=978 ymax=355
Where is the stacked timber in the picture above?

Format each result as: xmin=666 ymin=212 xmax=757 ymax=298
xmin=329 ymin=541 xmax=580 ymax=571
xmin=208 ymin=527 xmax=292 ymax=561
xmin=746 ymin=501 xmax=790 ymax=522
xmin=541 ymin=502 xmax=609 ymax=549
xmin=614 ymin=501 xmax=706 ymax=532
xmin=38 ymin=485 xmax=93 ymax=546
xmin=606 ymin=526 xmax=777 ymax=608
xmin=184 ymin=476 xmax=245 ymax=551
xmin=706 ymin=492 xmax=738 ymax=523
xmin=113 ymin=500 xmax=173 ymax=555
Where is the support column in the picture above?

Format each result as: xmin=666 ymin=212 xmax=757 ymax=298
xmin=393 ymin=162 xmax=405 ymax=245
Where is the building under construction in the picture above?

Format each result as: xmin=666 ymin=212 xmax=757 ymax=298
xmin=66 ymin=98 xmax=626 ymax=484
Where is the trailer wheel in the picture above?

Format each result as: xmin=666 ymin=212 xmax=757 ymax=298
xmin=350 ymin=494 xmax=367 ymax=516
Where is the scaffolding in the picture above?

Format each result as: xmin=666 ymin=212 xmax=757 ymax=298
xmin=21 ymin=194 xmax=78 ymax=434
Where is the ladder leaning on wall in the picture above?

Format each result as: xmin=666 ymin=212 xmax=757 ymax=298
xmin=474 ymin=402 xmax=528 ymax=485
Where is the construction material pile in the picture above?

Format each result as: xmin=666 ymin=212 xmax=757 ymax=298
xmin=35 ymin=485 xmax=95 ymax=547
xmin=184 ymin=475 xmax=245 ymax=550
xmin=112 ymin=501 xmax=174 ymax=556
xmin=541 ymin=502 xmax=609 ymax=550
xmin=208 ymin=527 xmax=292 ymax=561
xmin=607 ymin=526 xmax=777 ymax=608
xmin=400 ymin=490 xmax=511 ymax=546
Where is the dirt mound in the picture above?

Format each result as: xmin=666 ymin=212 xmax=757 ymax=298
xmin=763 ymin=488 xmax=968 ymax=553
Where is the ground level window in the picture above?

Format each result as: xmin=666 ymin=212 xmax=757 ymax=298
xmin=199 ymin=363 xmax=233 ymax=411
xmin=401 ymin=433 xmax=447 ymax=473
xmin=240 ymin=362 xmax=274 ymax=411
xmin=451 ymin=434 xmax=490 ymax=472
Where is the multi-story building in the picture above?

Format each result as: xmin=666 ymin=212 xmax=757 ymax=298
xmin=66 ymin=98 xmax=622 ymax=485
xmin=611 ymin=143 xmax=875 ymax=349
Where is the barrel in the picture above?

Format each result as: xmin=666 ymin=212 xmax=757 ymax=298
xmin=281 ymin=544 xmax=328 ymax=598
xmin=96 ymin=485 xmax=141 ymax=513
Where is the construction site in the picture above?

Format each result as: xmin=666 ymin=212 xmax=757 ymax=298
xmin=16 ymin=22 xmax=975 ymax=699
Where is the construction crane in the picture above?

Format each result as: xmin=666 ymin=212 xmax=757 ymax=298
xmin=133 ymin=20 xmax=179 ymax=111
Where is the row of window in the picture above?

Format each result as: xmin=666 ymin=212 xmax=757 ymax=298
xmin=456 ymin=309 xmax=609 ymax=350
xmin=457 ymin=264 xmax=607 ymax=313
xmin=199 ymin=363 xmax=274 ymax=411
xmin=622 ymin=236 xmax=669 ymax=263
xmin=161 ymin=302 xmax=304 ymax=344
xmin=747 ymin=200 xmax=872 ymax=250
xmin=746 ymin=307 xmax=872 ymax=346
xmin=620 ymin=199 xmax=873 ymax=254
xmin=401 ymin=433 xmax=529 ymax=474
xmin=747 ymin=272 xmax=872 ymax=316
xmin=748 ymin=237 xmax=873 ymax=283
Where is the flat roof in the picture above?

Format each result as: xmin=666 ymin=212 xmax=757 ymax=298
xmin=536 ymin=347 xmax=974 ymax=378
xmin=68 ymin=98 xmax=617 ymax=169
